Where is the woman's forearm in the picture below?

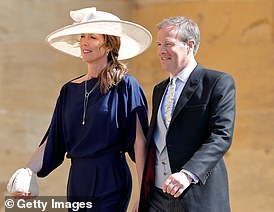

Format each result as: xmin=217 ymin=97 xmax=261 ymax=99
xmin=134 ymin=115 xmax=147 ymax=189
xmin=26 ymin=139 xmax=47 ymax=174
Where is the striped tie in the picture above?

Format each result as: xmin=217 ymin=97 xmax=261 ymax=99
xmin=164 ymin=77 xmax=177 ymax=127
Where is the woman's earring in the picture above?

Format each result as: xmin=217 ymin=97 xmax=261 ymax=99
xmin=111 ymin=67 xmax=117 ymax=77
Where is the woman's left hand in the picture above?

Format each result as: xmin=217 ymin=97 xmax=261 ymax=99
xmin=132 ymin=198 xmax=139 ymax=212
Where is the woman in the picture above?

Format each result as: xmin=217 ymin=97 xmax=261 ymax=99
xmin=7 ymin=7 xmax=152 ymax=211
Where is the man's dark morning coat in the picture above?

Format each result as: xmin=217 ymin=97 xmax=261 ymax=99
xmin=139 ymin=64 xmax=236 ymax=212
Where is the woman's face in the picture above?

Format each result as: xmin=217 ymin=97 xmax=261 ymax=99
xmin=79 ymin=33 xmax=109 ymax=64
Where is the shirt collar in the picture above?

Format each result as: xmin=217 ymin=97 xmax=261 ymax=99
xmin=170 ymin=59 xmax=197 ymax=83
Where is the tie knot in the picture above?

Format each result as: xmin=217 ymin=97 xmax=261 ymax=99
xmin=170 ymin=77 xmax=177 ymax=87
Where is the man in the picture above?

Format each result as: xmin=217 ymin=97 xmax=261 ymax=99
xmin=139 ymin=16 xmax=236 ymax=212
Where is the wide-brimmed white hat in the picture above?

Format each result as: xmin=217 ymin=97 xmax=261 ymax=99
xmin=46 ymin=7 xmax=152 ymax=60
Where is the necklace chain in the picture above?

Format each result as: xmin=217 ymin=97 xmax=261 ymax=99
xmin=82 ymin=80 xmax=100 ymax=125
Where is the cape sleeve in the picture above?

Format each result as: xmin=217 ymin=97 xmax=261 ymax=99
xmin=37 ymin=87 xmax=66 ymax=178
xmin=122 ymin=75 xmax=148 ymax=162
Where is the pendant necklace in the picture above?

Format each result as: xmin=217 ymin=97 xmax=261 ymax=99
xmin=82 ymin=79 xmax=100 ymax=125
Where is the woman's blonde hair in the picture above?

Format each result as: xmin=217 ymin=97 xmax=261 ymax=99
xmin=99 ymin=35 xmax=128 ymax=94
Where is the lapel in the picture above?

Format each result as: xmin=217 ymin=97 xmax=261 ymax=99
xmin=171 ymin=65 xmax=203 ymax=123
xmin=148 ymin=79 xmax=169 ymax=138
xmin=154 ymin=79 xmax=169 ymax=111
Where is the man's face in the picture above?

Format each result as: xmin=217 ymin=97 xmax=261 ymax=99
xmin=157 ymin=26 xmax=190 ymax=75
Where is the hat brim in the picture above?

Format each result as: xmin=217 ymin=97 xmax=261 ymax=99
xmin=46 ymin=20 xmax=152 ymax=60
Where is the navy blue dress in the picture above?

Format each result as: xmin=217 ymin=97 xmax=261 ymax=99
xmin=37 ymin=74 xmax=148 ymax=211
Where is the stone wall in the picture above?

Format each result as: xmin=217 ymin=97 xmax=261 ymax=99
xmin=1 ymin=0 xmax=273 ymax=211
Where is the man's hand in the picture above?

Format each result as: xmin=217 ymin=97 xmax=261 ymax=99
xmin=162 ymin=172 xmax=192 ymax=198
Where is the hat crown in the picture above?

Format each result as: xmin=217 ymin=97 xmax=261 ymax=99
xmin=70 ymin=7 xmax=120 ymax=24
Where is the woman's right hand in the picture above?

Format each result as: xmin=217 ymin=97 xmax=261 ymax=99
xmin=7 ymin=168 xmax=39 ymax=197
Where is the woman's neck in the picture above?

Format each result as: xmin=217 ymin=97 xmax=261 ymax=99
xmin=85 ymin=62 xmax=107 ymax=80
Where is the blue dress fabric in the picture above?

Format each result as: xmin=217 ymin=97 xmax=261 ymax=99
xmin=37 ymin=74 xmax=148 ymax=211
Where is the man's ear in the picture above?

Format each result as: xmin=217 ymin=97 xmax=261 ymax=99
xmin=188 ymin=39 xmax=195 ymax=50
xmin=187 ymin=39 xmax=195 ymax=55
